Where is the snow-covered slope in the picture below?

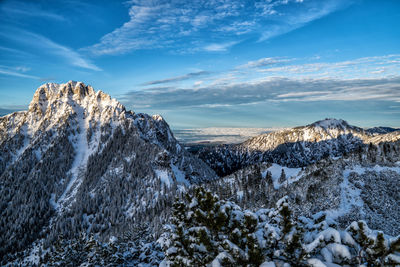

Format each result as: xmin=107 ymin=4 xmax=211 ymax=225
xmin=207 ymin=138 xmax=400 ymax=235
xmin=0 ymin=81 xmax=216 ymax=260
xmin=197 ymin=118 xmax=400 ymax=176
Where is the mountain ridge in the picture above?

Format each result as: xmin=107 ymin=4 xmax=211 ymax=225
xmin=196 ymin=118 xmax=400 ymax=176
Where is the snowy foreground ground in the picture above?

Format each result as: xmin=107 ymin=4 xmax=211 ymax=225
xmin=158 ymin=187 xmax=400 ymax=267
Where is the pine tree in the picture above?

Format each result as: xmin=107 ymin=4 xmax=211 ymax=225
xmin=278 ymin=169 xmax=286 ymax=186
xmin=272 ymin=197 xmax=307 ymax=265
xmin=348 ymin=220 xmax=375 ymax=265
xmin=165 ymin=198 xmax=191 ymax=266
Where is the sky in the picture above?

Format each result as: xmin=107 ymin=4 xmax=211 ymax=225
xmin=0 ymin=0 xmax=399 ymax=129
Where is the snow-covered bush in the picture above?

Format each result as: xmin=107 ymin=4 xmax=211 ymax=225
xmin=346 ymin=220 xmax=400 ymax=265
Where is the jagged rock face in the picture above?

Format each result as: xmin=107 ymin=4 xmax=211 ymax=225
xmin=197 ymin=118 xmax=400 ymax=176
xmin=0 ymin=81 xmax=215 ymax=259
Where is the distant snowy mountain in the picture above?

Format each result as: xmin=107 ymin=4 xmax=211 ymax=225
xmin=196 ymin=118 xmax=400 ymax=176
xmin=0 ymin=81 xmax=215 ymax=261
xmin=366 ymin=126 xmax=400 ymax=135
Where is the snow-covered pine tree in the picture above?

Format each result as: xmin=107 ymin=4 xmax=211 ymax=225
xmin=163 ymin=186 xmax=265 ymax=266
xmin=278 ymin=169 xmax=286 ymax=186
xmin=347 ymin=220 xmax=400 ymax=265
xmin=265 ymin=197 xmax=307 ymax=265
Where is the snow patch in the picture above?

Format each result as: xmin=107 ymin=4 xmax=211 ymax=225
xmin=49 ymin=193 xmax=57 ymax=209
xmin=307 ymin=258 xmax=327 ymax=267
xmin=313 ymin=118 xmax=346 ymax=129
xmin=260 ymin=261 xmax=276 ymax=267
xmin=262 ymin=163 xmax=302 ymax=189
xmin=124 ymin=153 xmax=136 ymax=162
xmin=326 ymin=167 xmax=364 ymax=219
xmin=56 ymin=107 xmax=90 ymax=211
xmin=171 ymin=163 xmax=190 ymax=186
xmin=327 ymin=164 xmax=400 ymax=220
xmin=155 ymin=169 xmax=173 ymax=187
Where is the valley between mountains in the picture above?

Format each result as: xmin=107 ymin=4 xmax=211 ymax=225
xmin=1 ymin=81 xmax=399 ymax=266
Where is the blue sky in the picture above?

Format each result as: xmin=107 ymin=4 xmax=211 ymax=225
xmin=0 ymin=0 xmax=399 ymax=128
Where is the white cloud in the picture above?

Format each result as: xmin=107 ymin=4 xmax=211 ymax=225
xmin=238 ymin=57 xmax=293 ymax=68
xmin=0 ymin=66 xmax=39 ymax=79
xmin=276 ymin=91 xmax=328 ymax=98
xmin=14 ymin=66 xmax=31 ymax=72
xmin=291 ymin=81 xmax=400 ymax=102
xmin=253 ymin=55 xmax=400 ymax=79
xmin=122 ymin=76 xmax=400 ymax=110
xmin=85 ymin=0 xmax=348 ymax=55
xmin=121 ymin=54 xmax=400 ymax=108
xmin=0 ymin=46 xmax=31 ymax=57
xmin=194 ymin=81 xmax=203 ymax=86
xmin=143 ymin=71 xmax=211 ymax=85
xmin=370 ymin=68 xmax=386 ymax=74
xmin=30 ymin=33 xmax=101 ymax=71
xmin=1 ymin=2 xmax=66 ymax=21
xmin=263 ymin=0 xmax=352 ymax=42
xmin=203 ymin=41 xmax=238 ymax=52
xmin=217 ymin=21 xmax=256 ymax=35
xmin=0 ymin=28 xmax=101 ymax=71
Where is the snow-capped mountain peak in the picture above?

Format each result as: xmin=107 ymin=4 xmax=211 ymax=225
xmin=28 ymin=81 xmax=124 ymax=117
xmin=309 ymin=118 xmax=349 ymax=130
xmin=29 ymin=81 xmax=92 ymax=108
xmin=241 ymin=118 xmax=365 ymax=151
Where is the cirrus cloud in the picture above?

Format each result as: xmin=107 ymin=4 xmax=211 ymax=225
xmin=85 ymin=0 xmax=350 ymax=55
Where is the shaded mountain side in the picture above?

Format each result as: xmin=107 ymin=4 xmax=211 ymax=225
xmin=0 ymin=81 xmax=216 ymax=261
xmin=205 ymin=139 xmax=400 ymax=236
xmin=366 ymin=126 xmax=400 ymax=135
xmin=196 ymin=134 xmax=365 ymax=176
